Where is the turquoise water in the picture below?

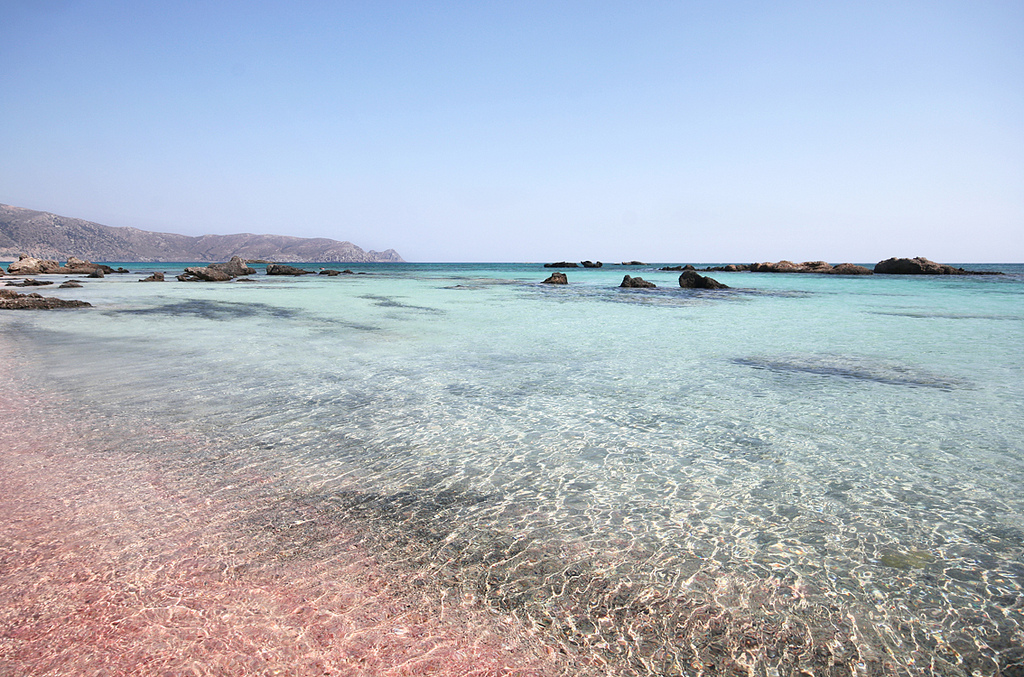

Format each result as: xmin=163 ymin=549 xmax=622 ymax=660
xmin=3 ymin=262 xmax=1023 ymax=675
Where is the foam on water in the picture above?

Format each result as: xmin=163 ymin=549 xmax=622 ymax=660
xmin=3 ymin=263 xmax=1023 ymax=675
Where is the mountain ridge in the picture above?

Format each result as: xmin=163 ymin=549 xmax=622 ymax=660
xmin=0 ymin=204 xmax=404 ymax=263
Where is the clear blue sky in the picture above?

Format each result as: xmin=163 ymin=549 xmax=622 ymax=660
xmin=2 ymin=1 xmax=1021 ymax=262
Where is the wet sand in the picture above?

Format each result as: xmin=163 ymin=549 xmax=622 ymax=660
xmin=0 ymin=347 xmax=593 ymax=677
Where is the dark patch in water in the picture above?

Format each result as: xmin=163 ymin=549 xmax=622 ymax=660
xmin=359 ymin=294 xmax=444 ymax=314
xmin=734 ymin=354 xmax=970 ymax=390
xmin=114 ymin=299 xmax=301 ymax=321
xmin=112 ymin=300 xmax=380 ymax=331
xmin=870 ymin=311 xmax=1024 ymax=321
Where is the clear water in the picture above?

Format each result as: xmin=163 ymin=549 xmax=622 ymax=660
xmin=3 ymin=262 xmax=1023 ymax=675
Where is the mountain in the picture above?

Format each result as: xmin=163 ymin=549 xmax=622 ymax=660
xmin=0 ymin=204 xmax=404 ymax=263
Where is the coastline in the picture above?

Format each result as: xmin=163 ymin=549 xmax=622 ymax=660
xmin=0 ymin=338 xmax=586 ymax=677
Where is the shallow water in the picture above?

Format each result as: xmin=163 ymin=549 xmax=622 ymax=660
xmin=3 ymin=262 xmax=1023 ymax=675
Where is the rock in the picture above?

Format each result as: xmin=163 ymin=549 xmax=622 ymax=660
xmin=178 ymin=266 xmax=232 ymax=282
xmin=873 ymin=257 xmax=1002 ymax=275
xmin=208 ymin=256 xmax=255 ymax=277
xmin=542 ymin=272 xmax=568 ymax=284
xmin=139 ymin=272 xmax=165 ymax=282
xmin=266 ymin=263 xmax=313 ymax=276
xmin=544 ymin=261 xmax=578 ymax=268
xmin=660 ymin=265 xmax=695 ymax=271
xmin=620 ymin=275 xmax=656 ymax=288
xmin=319 ymin=269 xmax=342 ymax=276
xmin=0 ymin=288 xmax=91 ymax=309
xmin=828 ymin=263 xmax=873 ymax=275
xmin=750 ymin=260 xmax=832 ymax=273
xmin=7 ymin=255 xmax=57 ymax=275
xmin=703 ymin=264 xmax=750 ymax=272
xmin=7 ymin=278 xmax=53 ymax=287
xmin=580 ymin=260 xmax=603 ymax=268
xmin=679 ymin=270 xmax=729 ymax=289
xmin=620 ymin=261 xmax=645 ymax=266
xmin=87 ymin=268 xmax=105 ymax=278
xmin=59 ymin=280 xmax=83 ymax=288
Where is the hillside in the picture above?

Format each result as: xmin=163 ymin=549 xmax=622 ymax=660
xmin=0 ymin=204 xmax=404 ymax=263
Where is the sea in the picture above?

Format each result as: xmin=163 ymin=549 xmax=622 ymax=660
xmin=2 ymin=261 xmax=1022 ymax=676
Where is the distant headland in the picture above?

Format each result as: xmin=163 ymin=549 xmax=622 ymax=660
xmin=0 ymin=203 xmax=404 ymax=263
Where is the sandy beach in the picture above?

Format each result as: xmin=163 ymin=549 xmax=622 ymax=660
xmin=0 ymin=342 xmax=590 ymax=677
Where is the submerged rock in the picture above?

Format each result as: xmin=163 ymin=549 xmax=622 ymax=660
xmin=59 ymin=280 xmax=83 ymax=288
xmin=544 ymin=261 xmax=578 ymax=268
xmin=679 ymin=270 xmax=729 ymax=289
xmin=542 ymin=272 xmax=568 ymax=284
xmin=6 ymin=278 xmax=53 ymax=287
xmin=139 ymin=272 xmax=165 ymax=282
xmin=620 ymin=275 xmax=656 ymax=288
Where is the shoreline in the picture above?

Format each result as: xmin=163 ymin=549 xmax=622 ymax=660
xmin=0 ymin=340 xmax=588 ymax=677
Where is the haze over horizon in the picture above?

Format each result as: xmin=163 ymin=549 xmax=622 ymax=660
xmin=2 ymin=2 xmax=1021 ymax=263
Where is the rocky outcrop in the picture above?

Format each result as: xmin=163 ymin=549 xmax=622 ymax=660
xmin=139 ymin=272 xmax=165 ymax=282
xmin=178 ymin=256 xmax=259 ymax=281
xmin=581 ymin=261 xmax=603 ymax=268
xmin=874 ymin=257 xmax=1002 ymax=275
xmin=208 ymin=256 xmax=255 ymax=277
xmin=177 ymin=267 xmax=232 ymax=282
xmin=59 ymin=280 xmax=83 ymax=288
xmin=266 ymin=263 xmax=313 ymax=276
xmin=5 ymin=254 xmax=126 ymax=275
xmin=542 ymin=272 xmax=568 ymax=284
xmin=748 ymin=260 xmax=874 ymax=275
xmin=620 ymin=275 xmax=656 ymax=288
xmin=544 ymin=262 xmax=578 ymax=268
xmin=619 ymin=261 xmax=645 ymax=266
xmin=679 ymin=271 xmax=729 ymax=289
xmin=703 ymin=264 xmax=751 ymax=272
xmin=828 ymin=263 xmax=873 ymax=275
xmin=660 ymin=265 xmax=696 ymax=271
xmin=0 ymin=288 xmax=91 ymax=309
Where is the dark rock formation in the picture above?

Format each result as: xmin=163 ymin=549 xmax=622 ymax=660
xmin=0 ymin=289 xmax=90 ymax=309
xmin=620 ymin=275 xmax=656 ymax=288
xmin=139 ymin=272 xmax=165 ymax=282
xmin=87 ymin=268 xmax=105 ymax=278
xmin=542 ymin=272 xmax=568 ymax=284
xmin=619 ymin=261 xmax=645 ymax=266
xmin=660 ymin=265 xmax=695 ymax=271
xmin=266 ymin=263 xmax=313 ymax=276
xmin=0 ymin=203 xmax=404 ymax=263
xmin=874 ymin=257 xmax=1002 ymax=275
xmin=828 ymin=263 xmax=873 ymax=275
xmin=59 ymin=280 xmax=83 ymax=288
xmin=581 ymin=260 xmax=603 ymax=268
xmin=703 ymin=264 xmax=751 ymax=272
xmin=319 ymin=269 xmax=342 ymax=276
xmin=679 ymin=271 xmax=729 ymax=289
xmin=544 ymin=261 xmax=578 ymax=268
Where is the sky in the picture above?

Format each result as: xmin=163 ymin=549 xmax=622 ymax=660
xmin=1 ymin=1 xmax=1021 ymax=262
